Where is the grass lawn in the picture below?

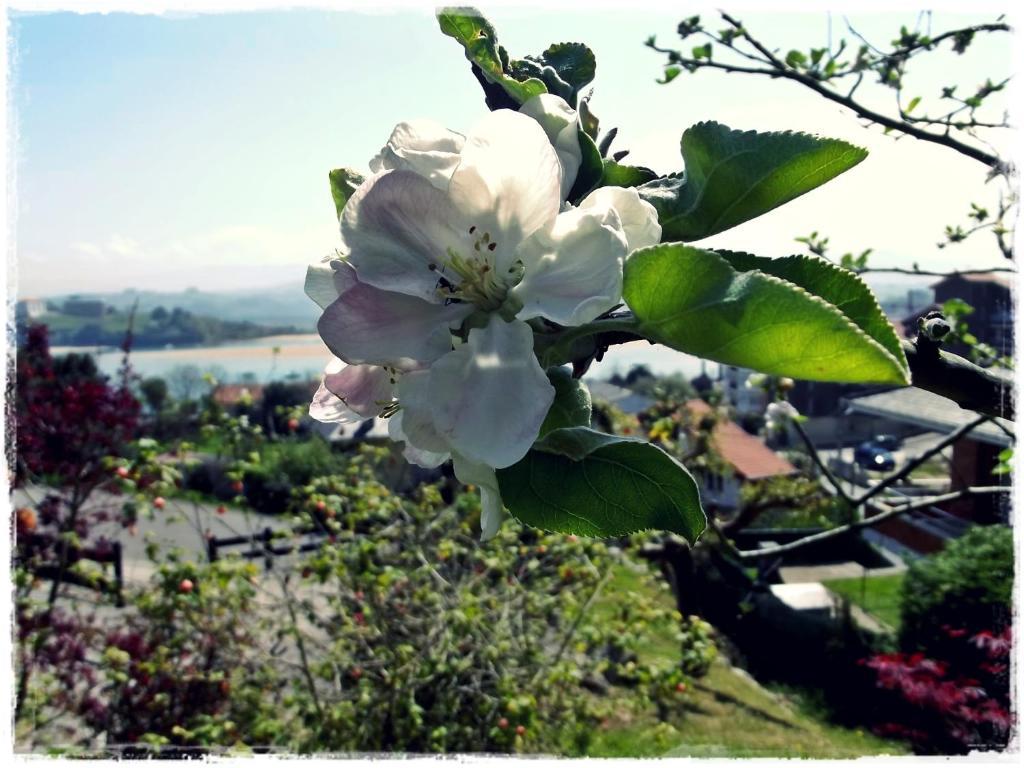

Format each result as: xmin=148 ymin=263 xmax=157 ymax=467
xmin=823 ymin=573 xmax=905 ymax=631
xmin=587 ymin=559 xmax=908 ymax=758
xmin=589 ymin=657 xmax=906 ymax=758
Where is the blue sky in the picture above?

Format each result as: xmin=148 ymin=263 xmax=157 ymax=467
xmin=10 ymin=6 xmax=1014 ymax=297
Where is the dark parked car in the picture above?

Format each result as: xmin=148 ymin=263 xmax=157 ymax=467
xmin=854 ymin=441 xmax=896 ymax=471
xmin=872 ymin=434 xmax=901 ymax=451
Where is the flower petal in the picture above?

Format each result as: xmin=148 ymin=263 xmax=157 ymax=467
xmin=310 ymin=359 xmax=394 ymax=423
xmin=448 ymin=109 xmax=562 ymax=269
xmin=580 ymin=186 xmax=662 ymax=252
xmin=368 ymin=119 xmax=466 ymax=189
xmin=304 ymin=258 xmax=356 ymax=310
xmin=388 ymin=411 xmax=450 ymax=468
xmin=452 ymin=453 xmax=505 ymax=541
xmin=323 ymin=358 xmax=395 ymax=414
xmin=426 ymin=317 xmax=554 ymax=469
xmin=342 ymin=170 xmax=468 ymax=300
xmin=512 ymin=205 xmax=628 ymax=326
xmin=318 ymin=271 xmax=471 ymax=368
xmin=394 ymin=370 xmax=452 ymax=455
xmin=519 ymin=94 xmax=582 ymax=200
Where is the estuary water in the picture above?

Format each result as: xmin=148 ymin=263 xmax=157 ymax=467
xmin=54 ymin=333 xmax=713 ymax=385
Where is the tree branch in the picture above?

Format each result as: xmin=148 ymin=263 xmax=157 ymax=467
xmin=653 ymin=13 xmax=1009 ymax=171
xmin=856 ymin=266 xmax=1016 ymax=277
xmin=734 ymin=485 xmax=1009 ymax=560
xmin=853 ymin=414 xmax=989 ymax=506
xmin=902 ymin=338 xmax=1014 ymax=420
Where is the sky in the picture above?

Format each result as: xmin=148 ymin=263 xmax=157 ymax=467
xmin=7 ymin=4 xmax=1017 ymax=298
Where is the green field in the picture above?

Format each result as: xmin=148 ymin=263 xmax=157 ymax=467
xmin=823 ymin=573 xmax=906 ymax=631
xmin=589 ymin=561 xmax=907 ymax=757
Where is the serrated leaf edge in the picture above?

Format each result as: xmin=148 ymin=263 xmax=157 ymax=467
xmin=713 ymin=250 xmax=909 ymax=370
xmin=625 ymin=244 xmax=911 ymax=386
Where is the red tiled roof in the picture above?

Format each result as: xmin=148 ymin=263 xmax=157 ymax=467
xmin=685 ymin=399 xmax=796 ymax=480
xmin=212 ymin=384 xmax=265 ymax=406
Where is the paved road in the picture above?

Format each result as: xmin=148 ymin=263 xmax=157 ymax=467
xmin=12 ymin=485 xmax=295 ymax=584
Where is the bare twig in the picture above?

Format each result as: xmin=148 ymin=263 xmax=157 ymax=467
xmin=853 ymin=414 xmax=990 ymax=506
xmin=734 ymin=485 xmax=1009 ymax=560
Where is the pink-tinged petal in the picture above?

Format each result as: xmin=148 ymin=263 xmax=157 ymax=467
xmin=579 ymin=186 xmax=662 ymax=252
xmin=394 ymin=370 xmax=452 ymax=455
xmin=452 ymin=454 xmax=504 ymax=541
xmin=368 ymin=119 xmax=465 ymax=189
xmin=426 ymin=317 xmax=554 ymax=469
xmin=317 ymin=275 xmax=472 ymax=368
xmin=519 ymin=94 xmax=582 ymax=200
xmin=512 ymin=205 xmax=628 ymax=326
xmin=388 ymin=412 xmax=450 ymax=469
xmin=323 ymin=359 xmax=395 ymax=416
xmin=309 ymin=359 xmax=394 ymax=423
xmin=448 ymin=110 xmax=562 ymax=270
xmin=342 ymin=170 xmax=468 ymax=300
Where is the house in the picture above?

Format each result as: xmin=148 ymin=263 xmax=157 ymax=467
xmin=211 ymin=384 xmax=265 ymax=407
xmin=719 ymin=366 xmax=768 ymax=419
xmin=15 ymin=298 xmax=47 ymax=322
xmin=902 ymin=273 xmax=1014 ymax=357
xmin=684 ymin=399 xmax=797 ymax=510
xmin=588 ymin=381 xmax=655 ymax=415
xmin=845 ymin=387 xmax=1012 ymax=555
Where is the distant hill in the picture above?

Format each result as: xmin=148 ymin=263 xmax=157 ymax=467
xmin=18 ymin=302 xmax=305 ymax=349
xmin=44 ymin=282 xmax=319 ymax=329
xmin=860 ymin=273 xmax=934 ymax=323
xmin=36 ymin=274 xmax=934 ymax=333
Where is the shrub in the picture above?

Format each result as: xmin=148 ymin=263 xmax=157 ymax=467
xmin=18 ymin=444 xmax=708 ymax=755
xmin=862 ymin=625 xmax=1012 ymax=754
xmin=899 ymin=525 xmax=1013 ymax=656
xmin=261 ymin=450 xmax=698 ymax=754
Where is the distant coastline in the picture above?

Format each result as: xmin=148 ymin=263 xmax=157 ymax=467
xmin=49 ymin=329 xmax=314 ymax=353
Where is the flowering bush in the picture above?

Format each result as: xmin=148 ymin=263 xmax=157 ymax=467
xmin=862 ymin=625 xmax=1012 ymax=753
xmin=13 ymin=325 xmax=144 ymax=730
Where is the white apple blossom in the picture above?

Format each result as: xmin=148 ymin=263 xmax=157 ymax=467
xmin=306 ymin=95 xmax=660 ymax=539
xmin=764 ymin=400 xmax=800 ymax=434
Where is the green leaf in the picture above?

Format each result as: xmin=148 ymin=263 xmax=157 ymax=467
xmin=657 ymin=65 xmax=683 ymax=84
xmin=437 ymin=7 xmax=547 ymax=107
xmin=712 ymin=251 xmax=907 ymax=370
xmin=497 ymin=427 xmax=705 ymax=541
xmin=623 ymin=243 xmax=910 ymax=385
xmin=539 ymin=367 xmax=592 ymax=436
xmin=600 ymin=159 xmax=659 ymax=188
xmin=567 ymin=127 xmax=603 ymax=203
xmin=328 ymin=168 xmax=365 ymax=220
xmin=534 ymin=42 xmax=596 ymax=104
xmin=578 ymin=98 xmax=599 ymax=139
xmin=786 ymin=49 xmax=807 ymax=68
xmin=906 ymin=96 xmax=922 ymax=113
xmin=638 ymin=122 xmax=868 ymax=241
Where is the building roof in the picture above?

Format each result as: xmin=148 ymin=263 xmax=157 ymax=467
xmin=932 ymin=272 xmax=1014 ymax=289
xmin=212 ymin=384 xmax=265 ymax=406
xmin=769 ymin=583 xmax=835 ymax=612
xmin=845 ymin=387 xmax=1012 ymax=447
xmin=589 ymin=380 xmax=656 ymax=415
xmin=685 ymin=400 xmax=796 ymax=480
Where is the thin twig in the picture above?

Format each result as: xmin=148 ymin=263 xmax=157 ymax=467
xmin=735 ymin=485 xmax=1009 ymax=560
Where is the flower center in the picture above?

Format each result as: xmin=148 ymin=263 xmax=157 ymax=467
xmin=430 ymin=226 xmax=524 ymax=313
